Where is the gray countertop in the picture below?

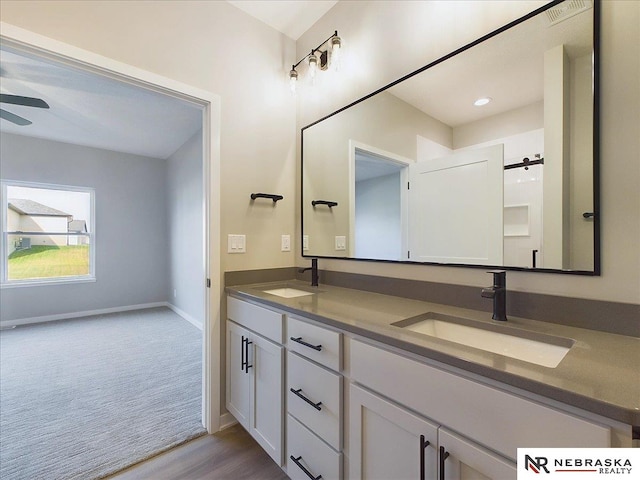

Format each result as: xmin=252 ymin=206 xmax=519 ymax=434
xmin=226 ymin=280 xmax=640 ymax=426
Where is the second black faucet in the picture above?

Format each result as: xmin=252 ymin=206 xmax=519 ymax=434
xmin=481 ymin=270 xmax=507 ymax=321
xmin=298 ymin=258 xmax=319 ymax=287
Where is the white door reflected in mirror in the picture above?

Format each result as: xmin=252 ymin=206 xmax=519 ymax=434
xmin=409 ymin=145 xmax=504 ymax=265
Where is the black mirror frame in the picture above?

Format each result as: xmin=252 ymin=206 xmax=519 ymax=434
xmin=301 ymin=0 xmax=600 ymax=276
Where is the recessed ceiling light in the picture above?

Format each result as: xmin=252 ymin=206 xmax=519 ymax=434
xmin=474 ymin=97 xmax=492 ymax=106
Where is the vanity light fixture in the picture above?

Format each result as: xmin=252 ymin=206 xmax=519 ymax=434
xmin=289 ymin=30 xmax=342 ymax=94
xmin=474 ymin=97 xmax=492 ymax=106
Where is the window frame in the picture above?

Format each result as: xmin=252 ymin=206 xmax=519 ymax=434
xmin=1 ymin=180 xmax=96 ymax=288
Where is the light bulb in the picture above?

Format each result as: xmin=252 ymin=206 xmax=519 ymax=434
xmin=331 ymin=35 xmax=342 ymax=72
xmin=308 ymin=53 xmax=318 ymax=79
xmin=289 ymin=67 xmax=298 ymax=94
xmin=474 ymin=97 xmax=492 ymax=106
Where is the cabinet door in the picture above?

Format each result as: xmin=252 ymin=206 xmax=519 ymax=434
xmin=226 ymin=321 xmax=250 ymax=429
xmin=250 ymin=334 xmax=284 ymax=466
xmin=439 ymin=428 xmax=516 ymax=480
xmin=350 ymin=384 xmax=438 ymax=480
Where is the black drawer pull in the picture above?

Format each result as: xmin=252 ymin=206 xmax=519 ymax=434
xmin=290 ymin=336 xmax=322 ymax=351
xmin=420 ymin=435 xmax=431 ymax=480
xmin=244 ymin=337 xmax=253 ymax=373
xmin=290 ymin=388 xmax=322 ymax=411
xmin=439 ymin=446 xmax=450 ymax=480
xmin=240 ymin=336 xmax=246 ymax=372
xmin=290 ymin=455 xmax=322 ymax=480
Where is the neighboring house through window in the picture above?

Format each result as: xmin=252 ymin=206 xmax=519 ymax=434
xmin=2 ymin=181 xmax=95 ymax=286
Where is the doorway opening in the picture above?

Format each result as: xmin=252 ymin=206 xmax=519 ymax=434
xmin=0 ymin=23 xmax=222 ymax=477
xmin=349 ymin=141 xmax=410 ymax=261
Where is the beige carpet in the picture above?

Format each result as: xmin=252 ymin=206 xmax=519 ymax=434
xmin=0 ymin=308 xmax=206 ymax=480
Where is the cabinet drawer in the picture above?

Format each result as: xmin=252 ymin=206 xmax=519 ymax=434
xmin=287 ymin=316 xmax=341 ymax=371
xmin=288 ymin=351 xmax=342 ymax=450
xmin=351 ymin=340 xmax=610 ymax=460
xmin=287 ymin=414 xmax=342 ymax=480
xmin=227 ymin=296 xmax=283 ymax=344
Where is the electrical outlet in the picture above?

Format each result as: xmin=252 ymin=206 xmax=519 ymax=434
xmin=281 ymin=235 xmax=291 ymax=252
xmin=335 ymin=235 xmax=346 ymax=251
xmin=303 ymin=235 xmax=309 ymax=251
xmin=227 ymin=234 xmax=246 ymax=253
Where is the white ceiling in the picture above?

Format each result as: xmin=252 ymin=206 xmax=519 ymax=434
xmin=226 ymin=0 xmax=338 ymax=40
xmin=0 ymin=48 xmax=203 ymax=160
xmin=388 ymin=3 xmax=592 ymax=128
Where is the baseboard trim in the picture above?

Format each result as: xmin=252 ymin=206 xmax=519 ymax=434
xmin=219 ymin=412 xmax=237 ymax=431
xmin=166 ymin=303 xmax=203 ymax=330
xmin=0 ymin=302 xmax=167 ymax=328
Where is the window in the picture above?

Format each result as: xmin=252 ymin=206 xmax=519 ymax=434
xmin=1 ymin=181 xmax=95 ymax=286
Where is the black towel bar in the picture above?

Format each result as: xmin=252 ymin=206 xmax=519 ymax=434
xmin=312 ymin=200 xmax=338 ymax=208
xmin=250 ymin=193 xmax=283 ymax=202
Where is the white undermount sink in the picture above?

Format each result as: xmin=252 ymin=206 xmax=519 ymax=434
xmin=392 ymin=313 xmax=574 ymax=368
xmin=262 ymin=287 xmax=316 ymax=298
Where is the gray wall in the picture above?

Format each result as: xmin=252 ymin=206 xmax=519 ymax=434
xmin=355 ymin=173 xmax=402 ymax=260
xmin=0 ymin=132 xmax=169 ymax=322
xmin=166 ymin=129 xmax=204 ymax=327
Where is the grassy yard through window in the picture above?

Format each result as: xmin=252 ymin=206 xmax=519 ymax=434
xmin=8 ymin=245 xmax=90 ymax=280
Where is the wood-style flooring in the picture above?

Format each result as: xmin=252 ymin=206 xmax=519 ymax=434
xmin=107 ymin=424 xmax=289 ymax=480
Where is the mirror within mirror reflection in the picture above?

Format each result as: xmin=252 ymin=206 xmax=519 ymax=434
xmin=302 ymin=0 xmax=598 ymax=274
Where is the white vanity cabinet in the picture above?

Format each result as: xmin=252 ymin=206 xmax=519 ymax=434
xmin=438 ymin=428 xmax=517 ymax=480
xmin=349 ymin=339 xmax=611 ymax=480
xmin=225 ymin=292 xmax=624 ymax=480
xmin=350 ymin=381 xmax=516 ymax=480
xmin=286 ymin=315 xmax=344 ymax=480
xmin=350 ymin=383 xmax=439 ymax=479
xmin=226 ymin=297 xmax=284 ymax=466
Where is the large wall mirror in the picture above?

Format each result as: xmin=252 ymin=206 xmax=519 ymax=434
xmin=302 ymin=0 xmax=599 ymax=274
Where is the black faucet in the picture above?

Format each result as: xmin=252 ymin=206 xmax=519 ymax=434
xmin=481 ymin=270 xmax=507 ymax=321
xmin=298 ymin=258 xmax=319 ymax=287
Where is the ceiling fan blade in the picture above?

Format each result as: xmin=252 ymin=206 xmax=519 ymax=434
xmin=0 ymin=94 xmax=49 ymax=109
xmin=0 ymin=108 xmax=32 ymax=126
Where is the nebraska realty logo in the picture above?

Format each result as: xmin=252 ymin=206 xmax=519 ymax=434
xmin=518 ymin=449 xmax=639 ymax=479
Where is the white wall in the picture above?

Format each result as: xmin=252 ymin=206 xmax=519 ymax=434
xmin=453 ymin=102 xmax=544 ymax=151
xmin=0 ymin=132 xmax=169 ymax=321
xmin=167 ymin=129 xmax=204 ymax=328
xmin=297 ymin=0 xmax=640 ymax=305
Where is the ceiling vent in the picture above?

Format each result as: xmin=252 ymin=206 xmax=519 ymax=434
xmin=545 ymin=0 xmax=593 ymax=25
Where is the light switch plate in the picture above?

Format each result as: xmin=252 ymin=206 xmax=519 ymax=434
xmin=227 ymin=234 xmax=246 ymax=253
xmin=335 ymin=235 xmax=346 ymax=251
xmin=281 ymin=234 xmax=291 ymax=252
xmin=303 ymin=235 xmax=309 ymax=251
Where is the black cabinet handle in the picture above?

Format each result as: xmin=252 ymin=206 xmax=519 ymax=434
xmin=250 ymin=193 xmax=283 ymax=202
xmin=244 ymin=338 xmax=253 ymax=373
xmin=240 ymin=336 xmax=246 ymax=372
xmin=439 ymin=446 xmax=450 ymax=480
xmin=290 ymin=336 xmax=322 ymax=351
xmin=311 ymin=200 xmax=338 ymax=208
xmin=290 ymin=388 xmax=322 ymax=411
xmin=290 ymin=455 xmax=322 ymax=480
xmin=420 ymin=435 xmax=431 ymax=480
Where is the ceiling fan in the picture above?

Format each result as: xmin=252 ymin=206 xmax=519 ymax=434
xmin=0 ymin=93 xmax=50 ymax=126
